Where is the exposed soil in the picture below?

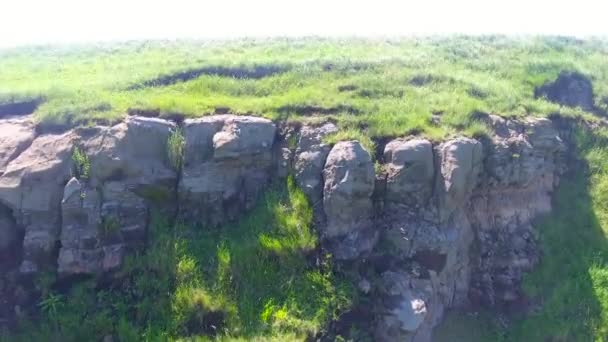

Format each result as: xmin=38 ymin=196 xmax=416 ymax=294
xmin=0 ymin=99 xmax=41 ymax=118
xmin=128 ymin=64 xmax=290 ymax=89
xmin=277 ymin=104 xmax=360 ymax=116
xmin=535 ymin=71 xmax=595 ymax=112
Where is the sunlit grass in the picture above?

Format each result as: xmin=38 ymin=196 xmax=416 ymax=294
xmin=1 ymin=37 xmax=607 ymax=139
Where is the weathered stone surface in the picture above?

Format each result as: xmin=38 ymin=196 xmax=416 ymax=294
xmin=84 ymin=116 xmax=176 ymax=189
xmin=57 ymin=178 xmax=102 ymax=275
xmin=0 ymin=116 xmax=36 ymax=176
xmin=294 ymin=123 xmax=338 ymax=205
xmin=0 ymin=131 xmax=77 ymax=274
xmin=179 ymin=115 xmax=276 ymax=226
xmin=384 ymin=138 xmax=434 ymax=207
xmin=57 ymin=177 xmax=149 ymax=276
xmin=437 ymin=137 xmax=483 ymax=221
xmin=212 ymin=116 xmax=276 ymax=159
xmin=323 ymin=141 xmax=375 ymax=238
xmin=469 ymin=117 xmax=565 ymax=307
xmin=375 ymin=271 xmax=433 ymax=342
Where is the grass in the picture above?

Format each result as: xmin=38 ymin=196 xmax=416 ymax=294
xmin=2 ymin=177 xmax=353 ymax=341
xmin=435 ymin=126 xmax=608 ymax=341
xmin=1 ymin=36 xmax=607 ymax=140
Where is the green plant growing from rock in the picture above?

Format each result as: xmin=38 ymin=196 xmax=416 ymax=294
xmin=71 ymin=146 xmax=90 ymax=181
xmin=167 ymin=127 xmax=185 ymax=172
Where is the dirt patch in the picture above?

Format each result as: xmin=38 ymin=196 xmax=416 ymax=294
xmin=535 ymin=71 xmax=595 ymax=112
xmin=356 ymin=88 xmax=404 ymax=99
xmin=277 ymin=104 xmax=360 ymax=116
xmin=337 ymin=84 xmax=358 ymax=92
xmin=409 ymin=74 xmax=436 ymax=87
xmin=129 ymin=64 xmax=289 ymax=89
xmin=0 ymin=99 xmax=42 ymax=118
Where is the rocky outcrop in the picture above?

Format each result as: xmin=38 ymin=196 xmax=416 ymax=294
xmin=383 ymin=138 xmax=434 ymax=207
xmin=322 ymin=141 xmax=377 ymax=260
xmin=0 ymin=113 xmax=570 ymax=341
xmin=0 ymin=116 xmax=36 ymax=176
xmin=178 ymin=115 xmax=276 ymax=226
xmin=468 ymin=117 xmax=565 ymax=306
xmin=294 ymin=122 xmax=338 ymax=206
xmin=0 ymin=130 xmax=77 ymax=274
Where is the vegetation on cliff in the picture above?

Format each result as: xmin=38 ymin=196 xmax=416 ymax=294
xmin=2 ymin=177 xmax=353 ymax=341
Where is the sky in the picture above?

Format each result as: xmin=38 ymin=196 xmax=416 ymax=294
xmin=1 ymin=0 xmax=607 ymax=48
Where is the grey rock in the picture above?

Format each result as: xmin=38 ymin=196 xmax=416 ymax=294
xmin=0 ymin=131 xmax=77 ymax=274
xmin=375 ymin=271 xmax=432 ymax=342
xmin=294 ymin=123 xmax=338 ymax=205
xmin=384 ymin=138 xmax=434 ymax=206
xmin=0 ymin=116 xmax=36 ymax=175
xmin=323 ymin=141 xmax=375 ymax=238
xmin=437 ymin=137 xmax=483 ymax=221
xmin=178 ymin=115 xmax=276 ymax=226
xmin=84 ymin=116 xmax=176 ymax=190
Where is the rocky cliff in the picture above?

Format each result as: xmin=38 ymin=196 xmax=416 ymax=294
xmin=0 ymin=113 xmax=568 ymax=341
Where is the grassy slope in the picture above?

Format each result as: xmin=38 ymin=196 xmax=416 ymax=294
xmin=1 ymin=37 xmax=607 ymax=141
xmin=2 ymin=178 xmax=353 ymax=341
xmin=435 ymin=127 xmax=608 ymax=341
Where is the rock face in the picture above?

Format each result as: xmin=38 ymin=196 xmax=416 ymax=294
xmin=0 ymin=130 xmax=77 ymax=274
xmin=294 ymin=123 xmax=338 ymax=206
xmin=0 ymin=113 xmax=569 ymax=341
xmin=383 ymin=138 xmax=434 ymax=207
xmin=468 ymin=117 xmax=565 ymax=306
xmin=322 ymin=141 xmax=377 ymax=259
xmin=535 ymin=71 xmax=595 ymax=111
xmin=178 ymin=115 xmax=276 ymax=226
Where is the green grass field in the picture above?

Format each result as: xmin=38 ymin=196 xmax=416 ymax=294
xmin=1 ymin=36 xmax=607 ymax=140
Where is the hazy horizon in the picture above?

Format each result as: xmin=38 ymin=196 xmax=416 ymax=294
xmin=1 ymin=0 xmax=607 ymax=48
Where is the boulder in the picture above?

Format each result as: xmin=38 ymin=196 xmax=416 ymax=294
xmin=178 ymin=115 xmax=276 ymax=226
xmin=294 ymin=123 xmax=338 ymax=205
xmin=384 ymin=138 xmax=434 ymax=206
xmin=375 ymin=271 xmax=433 ymax=342
xmin=322 ymin=141 xmax=375 ymax=238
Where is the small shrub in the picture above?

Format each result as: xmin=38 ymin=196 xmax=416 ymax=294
xmin=71 ymin=146 xmax=90 ymax=180
xmin=167 ymin=127 xmax=185 ymax=171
